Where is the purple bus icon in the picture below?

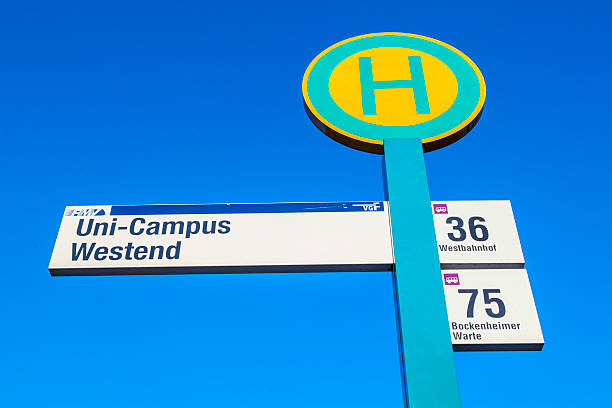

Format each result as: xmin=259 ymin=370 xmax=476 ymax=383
xmin=433 ymin=204 xmax=448 ymax=214
xmin=443 ymin=273 xmax=460 ymax=286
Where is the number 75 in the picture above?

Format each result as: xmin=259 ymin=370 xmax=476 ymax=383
xmin=457 ymin=289 xmax=506 ymax=318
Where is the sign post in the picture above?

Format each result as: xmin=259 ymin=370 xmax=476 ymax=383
xmin=302 ymin=33 xmax=487 ymax=407
xmin=385 ymin=138 xmax=460 ymax=407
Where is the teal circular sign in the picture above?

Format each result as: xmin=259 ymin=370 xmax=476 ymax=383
xmin=302 ymin=33 xmax=486 ymax=153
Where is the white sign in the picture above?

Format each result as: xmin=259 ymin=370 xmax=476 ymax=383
xmin=432 ymin=201 xmax=524 ymax=269
xmin=442 ymin=269 xmax=543 ymax=351
xmin=50 ymin=200 xmax=525 ymax=276
xmin=49 ymin=202 xmax=394 ymax=276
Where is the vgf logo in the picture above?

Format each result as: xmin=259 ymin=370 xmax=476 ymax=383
xmin=353 ymin=202 xmax=382 ymax=211
xmin=303 ymin=33 xmax=485 ymax=153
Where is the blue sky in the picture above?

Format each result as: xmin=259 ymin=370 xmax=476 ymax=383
xmin=1 ymin=1 xmax=610 ymax=407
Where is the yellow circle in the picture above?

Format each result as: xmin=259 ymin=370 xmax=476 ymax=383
xmin=329 ymin=47 xmax=458 ymax=126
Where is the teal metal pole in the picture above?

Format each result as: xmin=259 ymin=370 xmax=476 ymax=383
xmin=384 ymin=138 xmax=461 ymax=408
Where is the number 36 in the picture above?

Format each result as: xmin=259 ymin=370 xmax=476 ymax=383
xmin=446 ymin=216 xmax=489 ymax=242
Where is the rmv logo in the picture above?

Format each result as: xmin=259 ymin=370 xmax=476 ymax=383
xmin=65 ymin=208 xmax=106 ymax=216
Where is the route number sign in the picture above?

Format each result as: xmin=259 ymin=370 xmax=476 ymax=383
xmin=443 ymin=269 xmax=543 ymax=350
xmin=433 ymin=201 xmax=524 ymax=269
